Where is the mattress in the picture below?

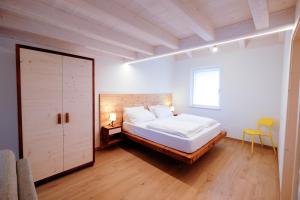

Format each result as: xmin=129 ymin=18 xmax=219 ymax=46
xmin=123 ymin=121 xmax=222 ymax=153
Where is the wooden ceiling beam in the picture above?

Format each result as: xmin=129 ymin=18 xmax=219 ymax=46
xmin=0 ymin=10 xmax=136 ymax=60
xmin=0 ymin=0 xmax=153 ymax=55
xmin=248 ymin=0 xmax=269 ymax=30
xmin=129 ymin=7 xmax=294 ymax=64
xmin=163 ymin=0 xmax=215 ymax=41
xmin=46 ymin=0 xmax=179 ymax=50
xmin=0 ymin=27 xmax=121 ymax=59
xmin=238 ymin=40 xmax=248 ymax=49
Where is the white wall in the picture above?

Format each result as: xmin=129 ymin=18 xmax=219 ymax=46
xmin=0 ymin=40 xmax=19 ymax=157
xmin=278 ymin=31 xmax=292 ymax=188
xmin=94 ymin=57 xmax=174 ymax=147
xmin=173 ymin=43 xmax=284 ymax=145
xmin=0 ymin=37 xmax=174 ymax=155
xmin=95 ymin=57 xmax=173 ymax=93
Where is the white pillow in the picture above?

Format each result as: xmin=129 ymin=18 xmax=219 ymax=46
xmin=148 ymin=105 xmax=164 ymax=113
xmin=149 ymin=105 xmax=173 ymax=119
xmin=124 ymin=109 xmax=156 ymax=124
xmin=123 ymin=106 xmax=145 ymax=112
xmin=123 ymin=106 xmax=145 ymax=122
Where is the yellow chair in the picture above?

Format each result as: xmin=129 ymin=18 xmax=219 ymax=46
xmin=242 ymin=117 xmax=276 ymax=154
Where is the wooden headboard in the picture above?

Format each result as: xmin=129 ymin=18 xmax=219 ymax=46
xmin=99 ymin=93 xmax=172 ymax=127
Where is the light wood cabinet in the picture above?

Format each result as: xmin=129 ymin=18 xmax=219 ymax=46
xmin=62 ymin=56 xmax=93 ymax=171
xmin=17 ymin=45 xmax=94 ymax=183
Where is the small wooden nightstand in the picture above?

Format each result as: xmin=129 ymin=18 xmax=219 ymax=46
xmin=100 ymin=125 xmax=123 ymax=149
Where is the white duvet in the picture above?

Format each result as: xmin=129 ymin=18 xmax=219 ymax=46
xmin=146 ymin=114 xmax=217 ymax=138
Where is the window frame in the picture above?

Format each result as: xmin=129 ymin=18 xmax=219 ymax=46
xmin=190 ymin=67 xmax=222 ymax=110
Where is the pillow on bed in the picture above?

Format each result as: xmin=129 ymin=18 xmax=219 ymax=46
xmin=123 ymin=109 xmax=155 ymax=124
xmin=149 ymin=105 xmax=173 ymax=119
xmin=123 ymin=106 xmax=145 ymax=112
xmin=123 ymin=106 xmax=146 ymax=122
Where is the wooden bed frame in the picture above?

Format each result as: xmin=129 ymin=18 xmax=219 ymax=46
xmin=122 ymin=130 xmax=227 ymax=164
xmin=99 ymin=93 xmax=226 ymax=164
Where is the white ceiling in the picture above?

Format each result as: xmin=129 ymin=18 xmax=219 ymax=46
xmin=0 ymin=0 xmax=297 ymax=61
xmin=175 ymin=32 xmax=285 ymax=60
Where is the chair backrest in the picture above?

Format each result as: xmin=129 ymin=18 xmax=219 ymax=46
xmin=257 ymin=117 xmax=275 ymax=132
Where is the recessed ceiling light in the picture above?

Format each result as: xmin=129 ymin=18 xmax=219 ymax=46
xmin=211 ymin=45 xmax=218 ymax=53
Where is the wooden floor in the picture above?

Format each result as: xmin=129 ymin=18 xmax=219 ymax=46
xmin=37 ymin=138 xmax=279 ymax=200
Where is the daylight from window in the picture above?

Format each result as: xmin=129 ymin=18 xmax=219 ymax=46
xmin=192 ymin=68 xmax=220 ymax=108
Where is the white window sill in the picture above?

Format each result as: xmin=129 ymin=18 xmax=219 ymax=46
xmin=190 ymin=105 xmax=221 ymax=110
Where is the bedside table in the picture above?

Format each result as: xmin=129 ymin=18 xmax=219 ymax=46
xmin=100 ymin=125 xmax=123 ymax=149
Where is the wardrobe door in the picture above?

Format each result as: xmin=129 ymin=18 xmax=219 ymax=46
xmin=20 ymin=48 xmax=64 ymax=181
xmin=62 ymin=56 xmax=93 ymax=170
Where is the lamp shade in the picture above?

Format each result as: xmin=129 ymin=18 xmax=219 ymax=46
xmin=109 ymin=113 xmax=116 ymax=122
xmin=170 ymin=106 xmax=175 ymax=112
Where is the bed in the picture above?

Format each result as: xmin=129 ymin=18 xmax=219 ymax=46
xmin=123 ymin=121 xmax=222 ymax=153
xmin=99 ymin=93 xmax=226 ymax=164
xmin=122 ymin=115 xmax=226 ymax=164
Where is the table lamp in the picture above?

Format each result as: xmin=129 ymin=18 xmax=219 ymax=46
xmin=109 ymin=113 xmax=116 ymax=127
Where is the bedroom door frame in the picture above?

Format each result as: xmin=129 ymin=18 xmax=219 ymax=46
xmin=281 ymin=18 xmax=300 ymax=200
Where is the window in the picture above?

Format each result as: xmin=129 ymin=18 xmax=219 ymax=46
xmin=191 ymin=67 xmax=221 ymax=109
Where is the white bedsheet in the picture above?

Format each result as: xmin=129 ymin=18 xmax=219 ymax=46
xmin=123 ymin=121 xmax=222 ymax=153
xmin=146 ymin=114 xmax=217 ymax=138
xmin=176 ymin=114 xmax=217 ymax=126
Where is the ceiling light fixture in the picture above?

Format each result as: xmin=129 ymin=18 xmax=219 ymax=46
xmin=211 ymin=45 xmax=218 ymax=53
xmin=125 ymin=24 xmax=295 ymax=65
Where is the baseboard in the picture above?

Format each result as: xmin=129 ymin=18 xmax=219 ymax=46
xmin=225 ymin=136 xmax=277 ymax=150
xmin=35 ymin=161 xmax=94 ymax=186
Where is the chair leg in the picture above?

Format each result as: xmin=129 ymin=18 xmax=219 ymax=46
xmin=242 ymin=132 xmax=245 ymax=145
xmin=269 ymin=135 xmax=276 ymax=154
xmin=259 ymin=135 xmax=263 ymax=146
xmin=251 ymin=136 xmax=254 ymax=153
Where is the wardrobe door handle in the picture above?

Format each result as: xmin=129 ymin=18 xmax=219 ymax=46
xmin=57 ymin=113 xmax=62 ymax=124
xmin=65 ymin=113 xmax=70 ymax=123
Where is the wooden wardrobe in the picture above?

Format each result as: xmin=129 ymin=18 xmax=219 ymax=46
xmin=16 ymin=45 xmax=95 ymax=184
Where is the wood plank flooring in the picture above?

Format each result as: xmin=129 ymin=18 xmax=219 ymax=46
xmin=37 ymin=138 xmax=279 ymax=200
